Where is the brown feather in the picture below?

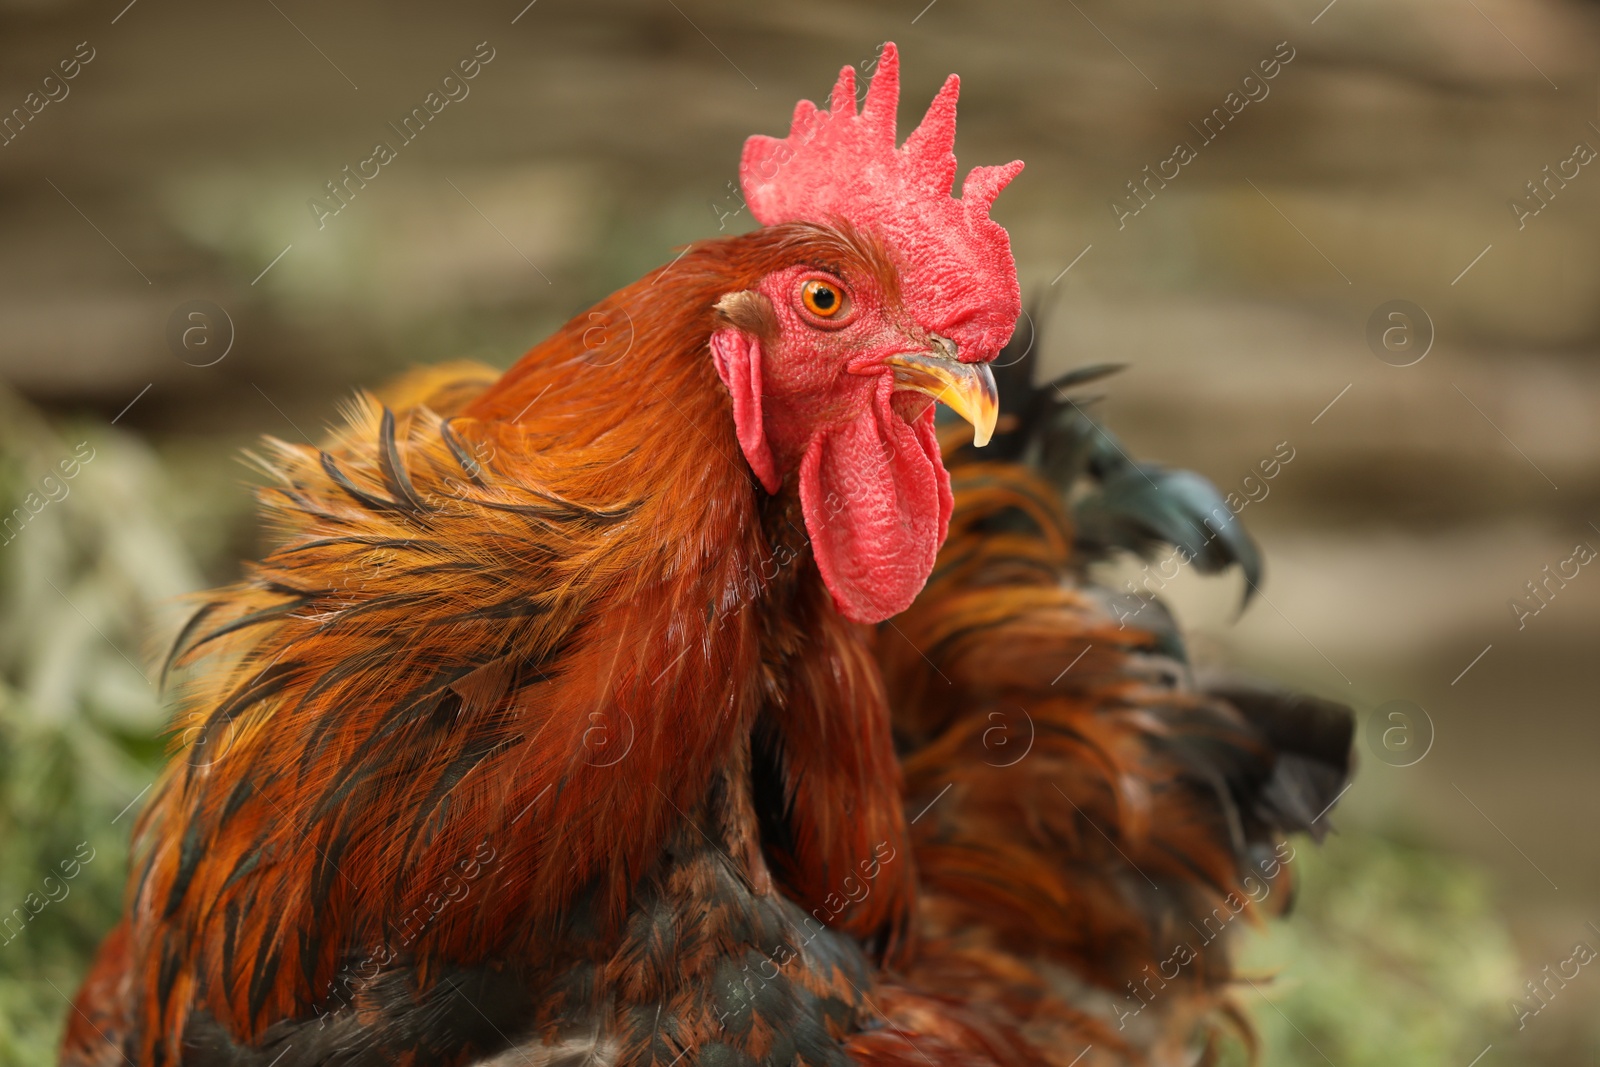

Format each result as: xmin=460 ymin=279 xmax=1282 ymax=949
xmin=76 ymin=224 xmax=919 ymax=1065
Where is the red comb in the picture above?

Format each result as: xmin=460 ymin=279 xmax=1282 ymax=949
xmin=740 ymin=42 xmax=1024 ymax=363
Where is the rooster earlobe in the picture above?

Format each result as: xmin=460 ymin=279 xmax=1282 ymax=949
xmin=709 ymin=324 xmax=781 ymax=495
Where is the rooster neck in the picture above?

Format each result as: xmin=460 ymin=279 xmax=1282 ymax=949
xmin=750 ymin=481 xmax=815 ymax=607
xmin=731 ymin=477 xmax=918 ymax=960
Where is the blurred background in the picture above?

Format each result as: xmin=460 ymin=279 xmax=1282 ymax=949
xmin=1 ymin=0 xmax=1597 ymax=1062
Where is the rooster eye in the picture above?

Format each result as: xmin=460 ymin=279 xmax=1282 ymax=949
xmin=800 ymin=278 xmax=846 ymax=319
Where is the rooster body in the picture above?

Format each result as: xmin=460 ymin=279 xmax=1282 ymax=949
xmin=64 ymin=45 xmax=1350 ymax=1067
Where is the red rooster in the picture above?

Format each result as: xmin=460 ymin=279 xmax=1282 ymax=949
xmin=63 ymin=44 xmax=1350 ymax=1067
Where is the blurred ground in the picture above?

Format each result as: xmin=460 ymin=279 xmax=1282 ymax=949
xmin=2 ymin=0 xmax=1599 ymax=1062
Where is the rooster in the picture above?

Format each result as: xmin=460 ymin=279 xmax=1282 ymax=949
xmin=63 ymin=44 xmax=1349 ymax=1067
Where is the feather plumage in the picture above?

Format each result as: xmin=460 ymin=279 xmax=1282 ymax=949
xmin=68 ymin=226 xmax=924 ymax=1067
xmin=886 ymin=336 xmax=1352 ymax=1065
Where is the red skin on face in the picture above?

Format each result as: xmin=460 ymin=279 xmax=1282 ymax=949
xmin=715 ymin=42 xmax=1023 ymax=623
xmin=712 ymin=260 xmax=951 ymax=624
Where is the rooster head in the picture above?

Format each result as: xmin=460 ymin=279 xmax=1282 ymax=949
xmin=709 ymin=41 xmax=1023 ymax=625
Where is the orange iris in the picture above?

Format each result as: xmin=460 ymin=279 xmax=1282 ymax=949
xmin=801 ymin=279 xmax=843 ymax=318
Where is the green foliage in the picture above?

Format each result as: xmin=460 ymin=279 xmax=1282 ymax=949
xmin=0 ymin=390 xmax=198 ymax=1063
xmin=1219 ymin=828 xmax=1521 ymax=1067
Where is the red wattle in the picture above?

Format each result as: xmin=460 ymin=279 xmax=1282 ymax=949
xmin=798 ymin=386 xmax=951 ymax=625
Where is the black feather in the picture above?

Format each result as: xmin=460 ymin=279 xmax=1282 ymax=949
xmin=951 ymin=294 xmax=1263 ymax=602
xmin=377 ymin=406 xmax=432 ymax=513
xmin=439 ymin=418 xmax=489 ymax=486
xmin=1208 ymin=681 xmax=1356 ymax=841
xmin=320 ymin=451 xmax=417 ymax=517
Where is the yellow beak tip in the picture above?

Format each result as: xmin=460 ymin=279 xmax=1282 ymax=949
xmin=884 ymin=352 xmax=1000 ymax=452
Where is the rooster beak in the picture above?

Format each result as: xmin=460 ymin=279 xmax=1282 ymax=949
xmin=883 ymin=343 xmax=1000 ymax=448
